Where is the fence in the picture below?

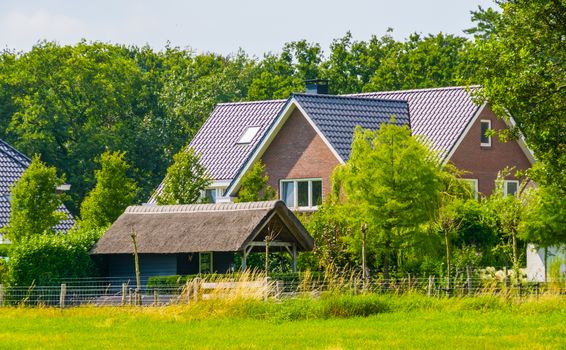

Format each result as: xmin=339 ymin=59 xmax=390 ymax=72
xmin=0 ymin=275 xmax=564 ymax=308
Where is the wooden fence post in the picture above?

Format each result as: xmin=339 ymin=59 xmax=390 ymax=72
xmin=59 ymin=283 xmax=66 ymax=309
xmin=427 ymin=276 xmax=433 ymax=297
xmin=153 ymin=290 xmax=158 ymax=306
xmin=121 ymin=283 xmax=127 ymax=306
xmin=466 ymin=265 xmax=472 ymax=295
xmin=193 ymin=278 xmax=200 ymax=302
xmin=129 ymin=288 xmax=133 ymax=305
xmin=504 ymin=267 xmax=510 ymax=298
xmin=0 ymin=284 xmax=4 ymax=306
xmin=275 ymin=280 xmax=283 ymax=300
xmin=264 ymin=277 xmax=271 ymax=302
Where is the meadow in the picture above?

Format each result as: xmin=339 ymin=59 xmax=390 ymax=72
xmin=0 ymin=294 xmax=564 ymax=349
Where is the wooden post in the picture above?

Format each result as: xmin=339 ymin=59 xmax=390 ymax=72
xmin=275 ymin=280 xmax=283 ymax=300
xmin=59 ymin=283 xmax=66 ymax=309
xmin=121 ymin=283 xmax=127 ymax=306
xmin=264 ymin=277 xmax=271 ymax=301
xmin=129 ymin=288 xmax=133 ymax=305
xmin=193 ymin=278 xmax=200 ymax=302
xmin=408 ymin=274 xmax=412 ymax=291
xmin=131 ymin=230 xmax=142 ymax=306
xmin=153 ymin=290 xmax=158 ymax=306
xmin=0 ymin=284 xmax=4 ymax=306
xmin=466 ymin=265 xmax=472 ymax=295
xmin=291 ymin=244 xmax=297 ymax=273
xmin=504 ymin=266 xmax=510 ymax=298
xmin=241 ymin=251 xmax=247 ymax=271
xmin=427 ymin=276 xmax=433 ymax=297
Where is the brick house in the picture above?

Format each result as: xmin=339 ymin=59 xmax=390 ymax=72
xmin=150 ymin=85 xmax=534 ymax=209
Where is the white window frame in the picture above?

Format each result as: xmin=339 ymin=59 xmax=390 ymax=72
xmin=280 ymin=178 xmax=322 ymax=210
xmin=199 ymin=252 xmax=213 ymax=274
xmin=503 ymin=180 xmax=520 ymax=197
xmin=460 ymin=178 xmax=479 ymax=200
xmin=480 ymin=119 xmax=492 ymax=147
xmin=236 ymin=126 xmax=261 ymax=144
xmin=201 ymin=187 xmax=227 ymax=204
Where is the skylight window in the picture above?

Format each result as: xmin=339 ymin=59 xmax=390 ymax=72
xmin=237 ymin=126 xmax=260 ymax=144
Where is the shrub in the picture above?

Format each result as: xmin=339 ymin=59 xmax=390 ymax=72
xmin=6 ymin=227 xmax=103 ymax=286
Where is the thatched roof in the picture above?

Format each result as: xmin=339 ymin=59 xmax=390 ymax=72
xmin=90 ymin=200 xmax=313 ymax=255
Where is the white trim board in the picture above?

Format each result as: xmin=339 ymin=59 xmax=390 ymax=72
xmin=225 ymin=97 xmax=344 ymax=197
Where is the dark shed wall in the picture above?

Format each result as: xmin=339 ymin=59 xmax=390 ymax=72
xmin=107 ymin=254 xmax=177 ymax=278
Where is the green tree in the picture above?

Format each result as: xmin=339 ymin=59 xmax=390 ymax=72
xmin=155 ymin=148 xmax=211 ymax=205
xmin=331 ymin=121 xmax=443 ymax=282
xmin=80 ymin=151 xmax=138 ymax=230
xmin=6 ymin=155 xmax=66 ymax=243
xmin=235 ymin=161 xmax=276 ymax=203
xmin=469 ymin=1 xmax=566 ymax=193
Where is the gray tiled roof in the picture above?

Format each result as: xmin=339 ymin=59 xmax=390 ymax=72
xmin=0 ymin=139 xmax=74 ymax=233
xmin=352 ymin=86 xmax=482 ymax=160
xmin=292 ymin=94 xmax=410 ymax=162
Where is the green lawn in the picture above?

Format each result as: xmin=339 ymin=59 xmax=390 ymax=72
xmin=0 ymin=295 xmax=564 ymax=349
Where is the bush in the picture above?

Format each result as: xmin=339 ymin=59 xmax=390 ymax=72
xmin=6 ymin=227 xmax=103 ymax=286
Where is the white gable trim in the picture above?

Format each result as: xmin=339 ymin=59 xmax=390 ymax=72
xmin=225 ymin=97 xmax=344 ymax=197
xmin=443 ymin=102 xmax=487 ymax=165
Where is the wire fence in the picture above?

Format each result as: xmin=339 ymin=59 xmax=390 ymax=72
xmin=1 ymin=274 xmax=564 ymax=308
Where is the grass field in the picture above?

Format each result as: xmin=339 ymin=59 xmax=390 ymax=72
xmin=0 ymin=294 xmax=564 ymax=349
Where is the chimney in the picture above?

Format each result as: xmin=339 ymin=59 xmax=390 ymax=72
xmin=304 ymin=79 xmax=329 ymax=94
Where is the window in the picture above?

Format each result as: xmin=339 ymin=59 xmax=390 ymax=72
xmin=480 ymin=120 xmax=492 ymax=147
xmin=460 ymin=179 xmax=479 ymax=200
xmin=280 ymin=179 xmax=322 ymax=209
xmin=237 ymin=126 xmax=260 ymax=144
xmin=504 ymin=180 xmax=519 ymax=196
xmin=199 ymin=252 xmax=213 ymax=274
xmin=205 ymin=188 xmax=217 ymax=203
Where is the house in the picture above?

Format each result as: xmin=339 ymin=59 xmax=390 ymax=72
xmin=90 ymin=201 xmax=313 ymax=278
xmin=0 ymin=138 xmax=74 ymax=244
xmin=149 ymin=84 xmax=534 ymax=208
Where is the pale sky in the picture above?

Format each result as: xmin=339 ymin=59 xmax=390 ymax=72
xmin=0 ymin=0 xmax=495 ymax=57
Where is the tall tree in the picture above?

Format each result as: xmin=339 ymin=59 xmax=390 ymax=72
xmin=469 ymin=0 xmax=566 ymax=193
xmin=5 ymin=155 xmax=66 ymax=242
xmin=80 ymin=151 xmax=138 ymax=230
xmin=331 ymin=121 xmax=443 ymax=282
xmin=155 ymin=148 xmax=211 ymax=205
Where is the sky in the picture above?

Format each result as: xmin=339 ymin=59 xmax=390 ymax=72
xmin=0 ymin=0 xmax=495 ymax=57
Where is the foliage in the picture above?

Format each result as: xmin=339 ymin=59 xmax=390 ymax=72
xmin=331 ymin=121 xmax=443 ymax=279
xmin=468 ymin=0 xmax=566 ymax=194
xmin=235 ymin=161 xmax=276 ymax=203
xmin=4 ymin=155 xmax=66 ymax=243
xmin=79 ymin=151 xmax=138 ymax=230
xmin=155 ymin=147 xmax=211 ymax=205
xmin=6 ymin=227 xmax=103 ymax=286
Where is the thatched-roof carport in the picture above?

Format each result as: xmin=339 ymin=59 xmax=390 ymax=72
xmin=91 ymin=201 xmax=313 ymax=277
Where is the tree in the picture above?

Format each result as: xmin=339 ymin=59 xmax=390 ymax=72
xmin=469 ymin=1 xmax=566 ymax=193
xmin=155 ymin=148 xmax=211 ymax=205
xmin=80 ymin=151 xmax=138 ymax=230
xmin=235 ymin=161 xmax=276 ymax=203
xmin=331 ymin=121 xmax=443 ymax=283
xmin=5 ymin=155 xmax=66 ymax=243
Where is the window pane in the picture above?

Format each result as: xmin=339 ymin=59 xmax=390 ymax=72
xmin=200 ymin=253 xmax=212 ymax=274
xmin=281 ymin=182 xmax=295 ymax=207
xmin=297 ymin=181 xmax=309 ymax=207
xmin=312 ymin=180 xmax=322 ymax=206
xmin=506 ymin=182 xmax=518 ymax=196
xmin=205 ymin=189 xmax=216 ymax=203
xmin=480 ymin=121 xmax=490 ymax=144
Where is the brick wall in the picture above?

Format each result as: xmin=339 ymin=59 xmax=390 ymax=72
xmin=448 ymin=106 xmax=533 ymax=195
xmin=261 ymin=108 xmax=341 ymax=199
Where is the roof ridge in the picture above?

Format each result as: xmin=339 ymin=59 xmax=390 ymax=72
xmin=292 ymin=93 xmax=408 ymax=104
xmin=348 ymin=85 xmax=481 ymax=96
xmin=0 ymin=138 xmax=31 ymax=168
xmin=127 ymin=200 xmax=281 ymax=214
xmin=217 ymin=99 xmax=286 ymax=106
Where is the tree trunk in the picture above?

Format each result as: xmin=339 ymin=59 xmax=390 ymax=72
xmin=265 ymin=239 xmax=270 ymax=274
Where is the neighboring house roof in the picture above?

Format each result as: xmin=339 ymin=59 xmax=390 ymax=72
xmin=90 ymin=200 xmax=313 ymax=255
xmin=292 ymin=94 xmax=410 ymax=162
xmin=0 ymin=139 xmax=74 ymax=233
xmin=352 ymin=86 xmax=483 ymax=161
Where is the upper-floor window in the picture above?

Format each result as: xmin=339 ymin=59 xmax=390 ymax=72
xmin=504 ymin=180 xmax=519 ymax=196
xmin=460 ymin=178 xmax=479 ymax=200
xmin=280 ymin=179 xmax=322 ymax=209
xmin=237 ymin=126 xmax=260 ymax=144
xmin=480 ymin=120 xmax=492 ymax=147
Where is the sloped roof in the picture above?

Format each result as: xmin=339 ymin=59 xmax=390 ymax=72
xmin=90 ymin=200 xmax=313 ymax=254
xmin=0 ymin=139 xmax=74 ymax=233
xmin=352 ymin=86 xmax=483 ymax=160
xmin=293 ymin=93 xmax=410 ymax=162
